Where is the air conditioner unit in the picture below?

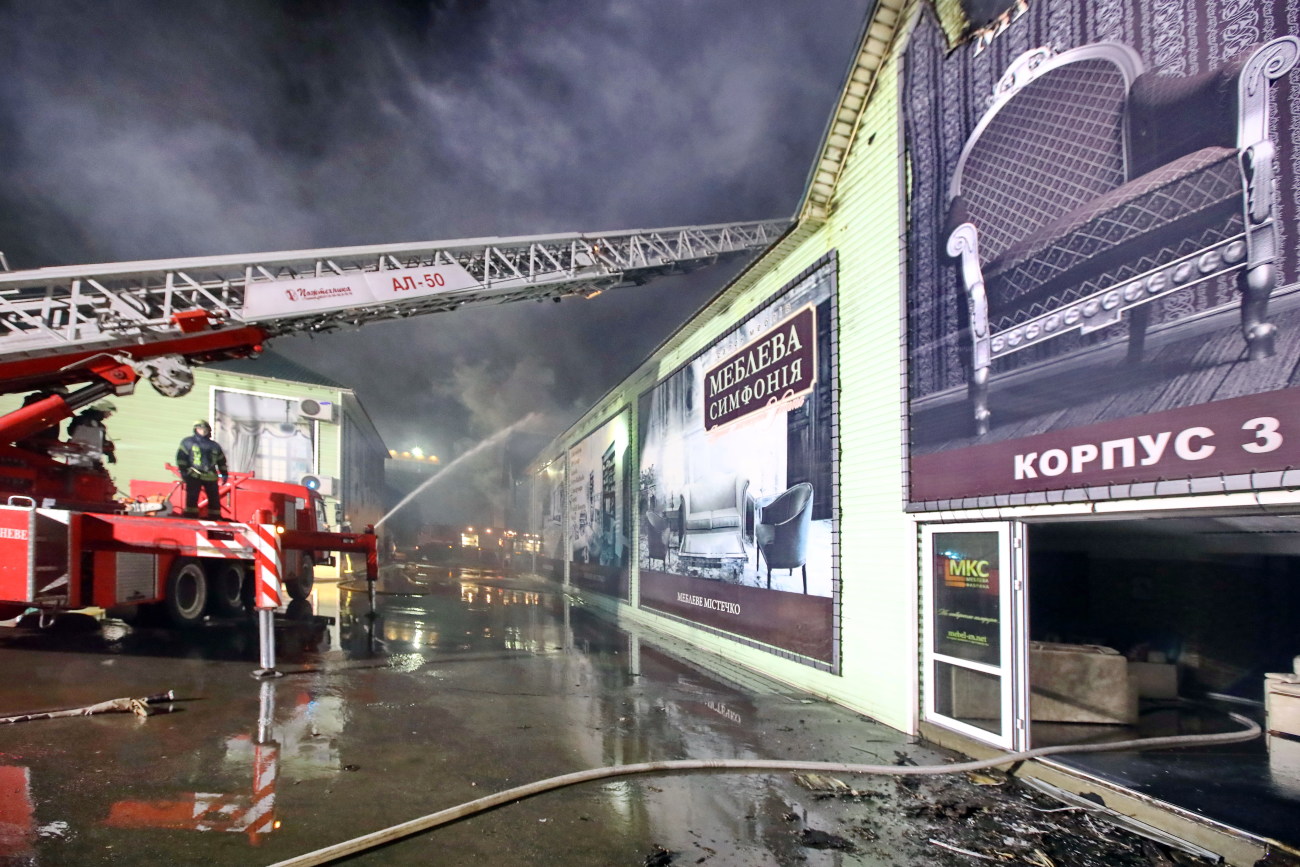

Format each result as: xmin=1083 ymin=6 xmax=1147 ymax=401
xmin=296 ymin=398 xmax=337 ymax=423
xmin=299 ymin=474 xmax=338 ymax=497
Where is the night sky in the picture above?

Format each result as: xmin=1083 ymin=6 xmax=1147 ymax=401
xmin=0 ymin=0 xmax=872 ymax=502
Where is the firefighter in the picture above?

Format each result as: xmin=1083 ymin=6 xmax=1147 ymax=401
xmin=176 ymin=420 xmax=229 ymax=518
xmin=67 ymin=400 xmax=117 ymax=466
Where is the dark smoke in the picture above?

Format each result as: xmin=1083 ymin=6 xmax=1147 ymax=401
xmin=0 ymin=0 xmax=871 ymax=521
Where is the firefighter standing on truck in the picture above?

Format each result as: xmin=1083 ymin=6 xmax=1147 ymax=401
xmin=177 ymin=420 xmax=229 ymax=518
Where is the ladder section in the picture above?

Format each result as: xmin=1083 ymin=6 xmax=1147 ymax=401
xmin=0 ymin=220 xmax=788 ymax=364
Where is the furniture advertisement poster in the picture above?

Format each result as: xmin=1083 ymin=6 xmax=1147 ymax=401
xmin=903 ymin=0 xmax=1300 ymax=506
xmin=636 ymin=257 xmax=838 ymax=668
xmin=568 ymin=412 xmax=630 ymax=599
xmin=530 ymin=455 xmax=565 ymax=580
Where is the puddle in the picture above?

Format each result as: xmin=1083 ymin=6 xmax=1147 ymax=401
xmin=0 ymin=567 xmax=1241 ymax=865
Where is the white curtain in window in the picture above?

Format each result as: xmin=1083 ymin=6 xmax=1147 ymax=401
xmin=213 ymin=390 xmax=314 ymax=482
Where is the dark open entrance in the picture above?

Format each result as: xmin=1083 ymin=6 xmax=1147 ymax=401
xmin=1027 ymin=515 xmax=1300 ymax=846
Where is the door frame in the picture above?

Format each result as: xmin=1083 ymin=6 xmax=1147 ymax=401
xmin=920 ymin=521 xmax=1028 ymax=749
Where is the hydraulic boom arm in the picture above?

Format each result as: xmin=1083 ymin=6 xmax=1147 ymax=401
xmin=0 ymin=220 xmax=788 ymax=396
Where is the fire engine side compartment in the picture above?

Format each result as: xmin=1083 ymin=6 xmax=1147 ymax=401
xmin=77 ymin=514 xmax=254 ymax=609
xmin=0 ymin=505 xmax=75 ymax=610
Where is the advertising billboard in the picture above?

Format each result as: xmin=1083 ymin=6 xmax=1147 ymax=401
xmin=530 ymin=456 xmax=565 ymax=581
xmin=903 ymin=1 xmax=1300 ymax=507
xmin=637 ymin=256 xmax=837 ymax=668
xmin=568 ymin=412 xmax=630 ymax=598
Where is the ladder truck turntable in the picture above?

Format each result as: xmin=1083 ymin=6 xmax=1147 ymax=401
xmin=0 ymin=220 xmax=787 ymax=628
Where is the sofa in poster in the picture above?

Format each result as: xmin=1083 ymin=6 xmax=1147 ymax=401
xmin=637 ymin=258 xmax=838 ymax=666
xmin=905 ymin=1 xmax=1300 ymax=505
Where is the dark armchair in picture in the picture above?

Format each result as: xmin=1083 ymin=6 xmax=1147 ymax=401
xmin=642 ymin=510 xmax=671 ymax=570
xmin=947 ymin=37 xmax=1300 ymax=435
xmin=755 ymin=482 xmax=813 ymax=593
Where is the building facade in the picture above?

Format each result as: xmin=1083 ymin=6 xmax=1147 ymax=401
xmin=525 ymin=0 xmax=1300 ymax=860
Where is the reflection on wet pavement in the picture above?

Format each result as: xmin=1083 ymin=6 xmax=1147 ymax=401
xmin=0 ymin=564 xmax=1181 ymax=866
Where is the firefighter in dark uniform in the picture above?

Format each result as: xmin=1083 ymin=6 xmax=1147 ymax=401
xmin=177 ymin=420 xmax=229 ymax=518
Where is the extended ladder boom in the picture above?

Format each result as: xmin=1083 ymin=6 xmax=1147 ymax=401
xmin=0 ymin=219 xmax=788 ymax=391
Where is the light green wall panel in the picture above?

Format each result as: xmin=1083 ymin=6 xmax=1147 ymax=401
xmin=532 ymin=52 xmax=918 ymax=733
xmin=0 ymin=370 xmax=345 ymax=506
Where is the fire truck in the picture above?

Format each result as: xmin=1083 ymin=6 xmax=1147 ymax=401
xmin=0 ymin=220 xmax=785 ymax=629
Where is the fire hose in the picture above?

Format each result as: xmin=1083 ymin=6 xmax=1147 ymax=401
xmin=0 ymin=691 xmax=175 ymax=724
xmin=269 ymin=710 xmax=1261 ymax=866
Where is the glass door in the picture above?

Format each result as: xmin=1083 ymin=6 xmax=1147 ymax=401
xmin=921 ymin=522 xmax=1027 ymax=749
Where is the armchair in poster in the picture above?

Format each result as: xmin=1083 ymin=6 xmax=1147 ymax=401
xmin=637 ymin=258 xmax=837 ymax=667
xmin=904 ymin=0 xmax=1300 ymax=506
xmin=568 ymin=413 xmax=631 ymax=599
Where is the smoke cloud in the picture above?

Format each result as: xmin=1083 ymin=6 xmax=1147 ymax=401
xmin=0 ymin=0 xmax=871 ymax=520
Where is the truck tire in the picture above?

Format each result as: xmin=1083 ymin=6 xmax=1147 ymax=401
xmin=165 ymin=559 xmax=208 ymax=628
xmin=207 ymin=561 xmax=248 ymax=618
xmin=285 ymin=554 xmax=315 ymax=601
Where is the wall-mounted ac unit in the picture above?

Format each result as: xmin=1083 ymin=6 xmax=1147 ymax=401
xmin=297 ymin=398 xmax=337 ymax=423
xmin=299 ymin=474 xmax=338 ymax=497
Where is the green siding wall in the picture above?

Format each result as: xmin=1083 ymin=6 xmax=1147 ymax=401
xmin=341 ymin=392 xmax=387 ymax=529
xmin=0 ymin=369 xmax=350 ymax=515
xmin=823 ymin=58 xmax=915 ymax=732
xmin=532 ymin=50 xmax=917 ymax=732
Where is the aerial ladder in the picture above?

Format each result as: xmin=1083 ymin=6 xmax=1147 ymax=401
xmin=0 ymin=219 xmax=787 ymax=627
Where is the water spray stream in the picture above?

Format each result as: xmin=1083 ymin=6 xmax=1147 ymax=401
xmin=375 ymin=412 xmax=541 ymax=529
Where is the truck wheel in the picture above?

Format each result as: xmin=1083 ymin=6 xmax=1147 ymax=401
xmin=285 ymin=554 xmax=315 ymax=601
xmin=207 ymin=562 xmax=248 ymax=618
xmin=165 ymin=559 xmax=208 ymax=628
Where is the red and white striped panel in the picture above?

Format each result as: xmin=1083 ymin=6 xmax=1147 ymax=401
xmin=193 ymin=522 xmax=253 ymax=559
xmin=190 ymin=792 xmax=248 ymax=832
xmin=247 ymin=524 xmax=282 ymax=610
xmin=242 ymin=743 xmax=279 ymax=839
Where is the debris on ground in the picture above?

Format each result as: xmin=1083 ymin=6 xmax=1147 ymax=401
xmin=793 ymin=772 xmax=883 ymax=800
xmin=966 ymin=770 xmax=1008 ymax=786
xmin=884 ymin=773 xmax=1221 ymax=866
xmin=798 ymin=827 xmax=855 ymax=851
xmin=642 ymin=844 xmax=675 ymax=866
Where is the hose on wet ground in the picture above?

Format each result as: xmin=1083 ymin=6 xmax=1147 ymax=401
xmin=269 ymin=710 xmax=1260 ymax=866
xmin=0 ymin=691 xmax=175 ymax=724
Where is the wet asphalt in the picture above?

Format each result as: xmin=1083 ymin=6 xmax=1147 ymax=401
xmin=0 ymin=563 xmax=1204 ymax=866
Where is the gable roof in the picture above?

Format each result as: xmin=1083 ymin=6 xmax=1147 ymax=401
xmin=798 ymin=0 xmax=907 ymax=224
xmin=207 ymin=350 xmax=347 ymax=390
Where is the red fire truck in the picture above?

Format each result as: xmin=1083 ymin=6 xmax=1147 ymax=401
xmin=0 ymin=327 xmax=378 ymax=627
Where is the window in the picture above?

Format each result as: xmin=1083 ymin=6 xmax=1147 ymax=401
xmin=212 ymin=389 xmax=315 ymax=483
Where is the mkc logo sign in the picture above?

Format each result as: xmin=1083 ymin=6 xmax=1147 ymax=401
xmin=942 ymin=557 xmax=994 ymax=590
